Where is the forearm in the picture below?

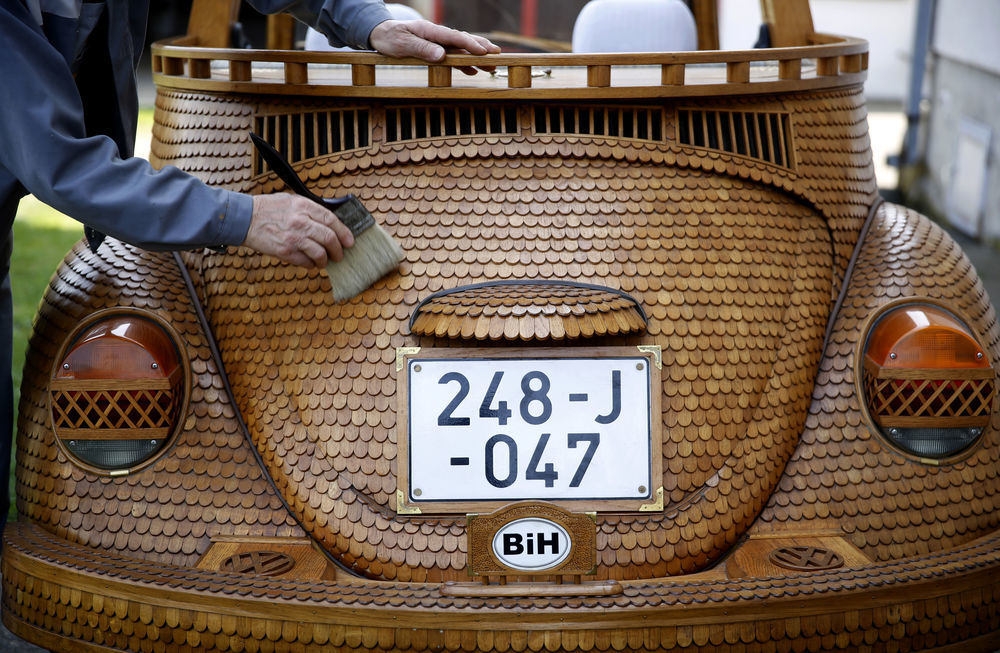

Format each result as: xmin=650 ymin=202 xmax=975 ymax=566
xmin=245 ymin=0 xmax=392 ymax=48
xmin=0 ymin=5 xmax=252 ymax=250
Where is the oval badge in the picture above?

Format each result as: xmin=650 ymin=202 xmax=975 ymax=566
xmin=491 ymin=518 xmax=572 ymax=571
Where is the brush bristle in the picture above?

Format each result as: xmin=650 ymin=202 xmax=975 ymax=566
xmin=325 ymin=222 xmax=403 ymax=301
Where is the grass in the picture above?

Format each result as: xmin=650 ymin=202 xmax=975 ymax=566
xmin=7 ymin=109 xmax=155 ymax=521
xmin=8 ymin=201 xmax=81 ymax=522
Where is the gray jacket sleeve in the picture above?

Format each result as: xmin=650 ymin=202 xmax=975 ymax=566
xmin=247 ymin=0 xmax=393 ymax=49
xmin=0 ymin=3 xmax=252 ymax=251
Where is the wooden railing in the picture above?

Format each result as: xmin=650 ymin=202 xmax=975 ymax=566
xmin=151 ymin=34 xmax=868 ymax=99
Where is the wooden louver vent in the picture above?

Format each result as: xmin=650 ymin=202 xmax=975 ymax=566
xmin=677 ymin=109 xmax=793 ymax=169
xmin=533 ymin=106 xmax=664 ymax=142
xmin=385 ymin=105 xmax=518 ymax=142
xmin=253 ymin=109 xmax=370 ymax=173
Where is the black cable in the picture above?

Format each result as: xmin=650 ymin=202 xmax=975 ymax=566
xmin=820 ymin=198 xmax=886 ymax=356
xmin=172 ymin=251 xmax=363 ymax=578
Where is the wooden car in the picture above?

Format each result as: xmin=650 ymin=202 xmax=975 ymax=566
xmin=4 ymin=2 xmax=999 ymax=651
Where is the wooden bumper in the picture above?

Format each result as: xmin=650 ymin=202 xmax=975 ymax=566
xmin=4 ymin=521 xmax=999 ymax=652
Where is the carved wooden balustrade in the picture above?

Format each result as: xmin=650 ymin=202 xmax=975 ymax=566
xmin=151 ymin=33 xmax=868 ymax=98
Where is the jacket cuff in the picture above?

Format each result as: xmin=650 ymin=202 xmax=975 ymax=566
xmin=351 ymin=5 xmax=394 ymax=49
xmin=215 ymin=191 xmax=254 ymax=247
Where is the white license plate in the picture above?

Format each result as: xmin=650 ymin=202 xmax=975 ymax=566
xmin=400 ymin=349 xmax=659 ymax=511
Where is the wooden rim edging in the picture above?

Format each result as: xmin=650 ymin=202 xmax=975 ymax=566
xmin=152 ymin=36 xmax=869 ymax=65
xmin=1 ymin=615 xmax=119 ymax=653
xmin=4 ymin=601 xmax=1000 ymax=653
xmin=4 ymin=521 xmax=1000 ymax=628
xmin=44 ymin=307 xmax=193 ymax=478
xmin=851 ymin=295 xmax=998 ymax=466
xmin=150 ymin=34 xmax=868 ymax=99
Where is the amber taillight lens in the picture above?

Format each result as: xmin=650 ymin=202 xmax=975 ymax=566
xmin=861 ymin=304 xmax=994 ymax=460
xmin=49 ymin=311 xmax=188 ymax=473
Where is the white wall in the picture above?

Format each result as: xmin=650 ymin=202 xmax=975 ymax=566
xmin=717 ymin=0 xmax=917 ymax=102
xmin=920 ymin=0 xmax=1000 ymax=241
xmin=932 ymin=0 xmax=1000 ymax=76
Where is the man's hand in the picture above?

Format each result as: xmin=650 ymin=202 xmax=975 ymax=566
xmin=369 ymin=19 xmax=500 ymax=75
xmin=244 ymin=193 xmax=354 ymax=268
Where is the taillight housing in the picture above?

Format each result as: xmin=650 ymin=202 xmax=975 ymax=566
xmin=49 ymin=309 xmax=189 ymax=475
xmin=859 ymin=302 xmax=995 ymax=461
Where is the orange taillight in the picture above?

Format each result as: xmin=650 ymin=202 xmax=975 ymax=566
xmin=861 ymin=303 xmax=994 ymax=460
xmin=864 ymin=306 xmax=988 ymax=370
xmin=49 ymin=310 xmax=188 ymax=474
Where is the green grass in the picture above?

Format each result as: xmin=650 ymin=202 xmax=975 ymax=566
xmin=8 ymin=200 xmax=81 ymax=521
xmin=8 ymin=109 xmax=155 ymax=520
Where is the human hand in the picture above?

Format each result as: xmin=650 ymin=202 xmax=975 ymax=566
xmin=244 ymin=193 xmax=354 ymax=267
xmin=369 ymin=19 xmax=501 ymax=75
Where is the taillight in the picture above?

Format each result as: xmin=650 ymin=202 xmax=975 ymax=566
xmin=860 ymin=302 xmax=994 ymax=461
xmin=49 ymin=309 xmax=189 ymax=475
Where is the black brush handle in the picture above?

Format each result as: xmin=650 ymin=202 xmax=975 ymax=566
xmin=249 ymin=132 xmax=351 ymax=210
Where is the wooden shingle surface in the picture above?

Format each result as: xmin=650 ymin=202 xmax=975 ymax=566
xmin=15 ymin=241 xmax=304 ymax=567
xmin=754 ymin=203 xmax=1000 ymax=556
xmin=168 ymin=86 xmax=875 ymax=582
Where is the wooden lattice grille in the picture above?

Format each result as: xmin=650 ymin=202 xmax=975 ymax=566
xmin=677 ymin=108 xmax=793 ymax=169
xmin=384 ymin=105 xmax=518 ymax=143
xmin=862 ymin=365 xmax=995 ymax=429
xmin=254 ymin=109 xmax=370 ymax=173
xmin=51 ymin=379 xmax=181 ymax=439
xmin=533 ymin=105 xmax=664 ymax=142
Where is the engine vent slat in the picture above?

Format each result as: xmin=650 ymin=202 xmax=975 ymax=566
xmin=253 ymin=108 xmax=371 ymax=174
xmin=385 ymin=105 xmax=519 ymax=143
xmin=532 ymin=105 xmax=664 ymax=142
xmin=677 ymin=108 xmax=793 ymax=169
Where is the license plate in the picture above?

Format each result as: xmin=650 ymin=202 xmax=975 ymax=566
xmin=397 ymin=347 xmax=662 ymax=513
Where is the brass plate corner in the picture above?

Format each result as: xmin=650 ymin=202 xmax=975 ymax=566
xmin=396 ymin=489 xmax=422 ymax=515
xmin=395 ymin=347 xmax=421 ymax=372
xmin=639 ymin=486 xmax=664 ymax=512
xmin=637 ymin=344 xmax=662 ymax=369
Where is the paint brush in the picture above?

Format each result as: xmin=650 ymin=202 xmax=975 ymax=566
xmin=250 ymin=132 xmax=403 ymax=301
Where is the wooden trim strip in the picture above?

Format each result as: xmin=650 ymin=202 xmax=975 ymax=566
xmin=55 ymin=427 xmax=170 ymax=440
xmin=153 ymin=34 xmax=869 ymax=65
xmin=5 ymin=520 xmax=1000 ymax=626
xmin=153 ymin=72 xmax=870 ymax=100
xmin=441 ymin=580 xmax=623 ymax=598
xmin=50 ymin=378 xmax=173 ymax=391
xmin=863 ymin=358 xmax=995 ymax=380
xmin=874 ymin=416 xmax=990 ymax=428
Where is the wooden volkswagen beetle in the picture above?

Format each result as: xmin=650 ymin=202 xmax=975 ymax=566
xmin=4 ymin=1 xmax=1000 ymax=651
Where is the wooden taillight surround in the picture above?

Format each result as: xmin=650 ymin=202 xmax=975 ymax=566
xmin=48 ymin=308 xmax=190 ymax=475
